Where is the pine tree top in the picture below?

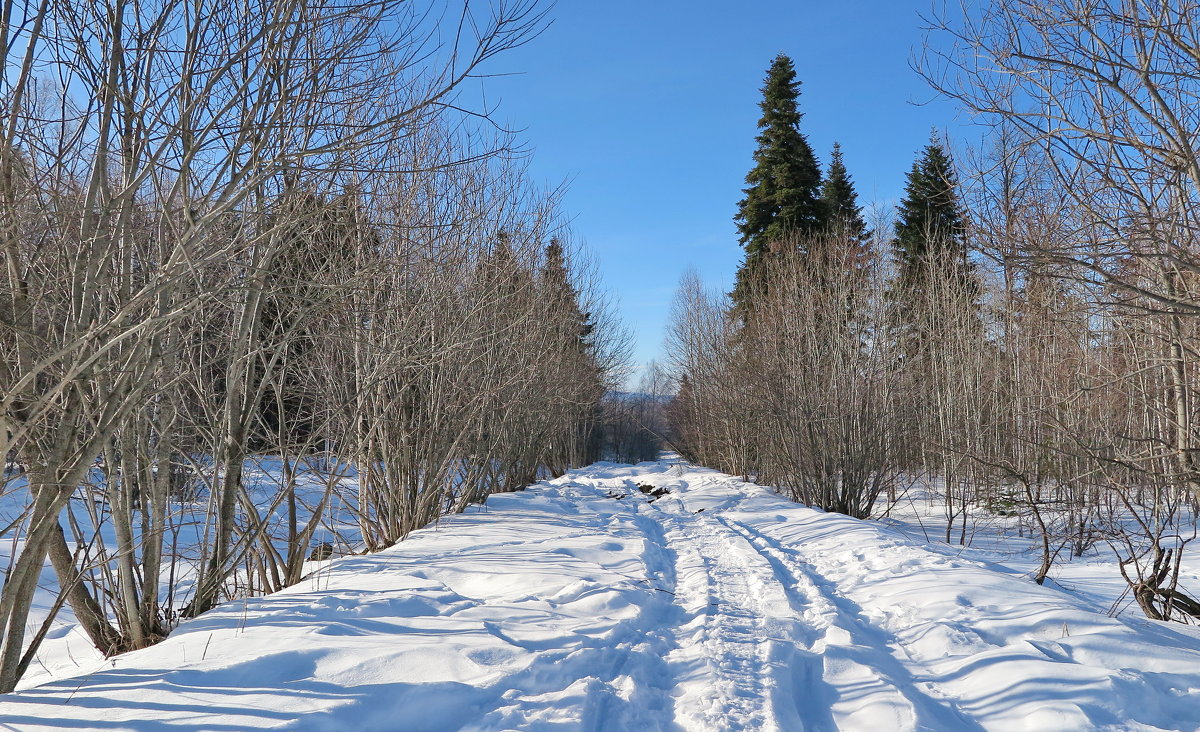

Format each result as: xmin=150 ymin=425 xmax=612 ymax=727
xmin=541 ymin=238 xmax=594 ymax=344
xmin=893 ymin=135 xmax=966 ymax=271
xmin=821 ymin=142 xmax=868 ymax=243
xmin=735 ymin=54 xmax=824 ymax=258
xmin=886 ymin=135 xmax=980 ymax=352
xmin=757 ymin=54 xmax=802 ymax=132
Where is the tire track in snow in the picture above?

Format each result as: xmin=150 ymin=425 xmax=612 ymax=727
xmin=473 ymin=467 xmax=983 ymax=731
xmin=641 ymin=495 xmax=834 ymax=732
xmin=718 ymin=516 xmax=983 ymax=732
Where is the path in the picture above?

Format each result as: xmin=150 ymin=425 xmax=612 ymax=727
xmin=1 ymin=459 xmax=1199 ymax=731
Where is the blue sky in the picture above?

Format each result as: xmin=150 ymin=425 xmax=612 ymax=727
xmin=483 ymin=1 xmax=968 ymax=378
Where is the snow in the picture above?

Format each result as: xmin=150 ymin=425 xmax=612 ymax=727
xmin=2 ymin=458 xmax=1200 ymax=730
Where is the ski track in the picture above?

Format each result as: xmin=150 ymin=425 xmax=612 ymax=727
xmin=3 ymin=459 xmax=1200 ymax=731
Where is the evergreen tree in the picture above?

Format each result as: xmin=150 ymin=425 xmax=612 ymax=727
xmin=541 ymin=238 xmax=595 ymax=346
xmin=484 ymin=231 xmax=522 ymax=294
xmin=253 ymin=189 xmax=363 ymax=451
xmin=733 ymin=53 xmax=823 ymax=306
xmin=892 ymin=134 xmax=970 ymax=287
xmin=666 ymin=373 xmax=697 ymax=462
xmin=888 ymin=134 xmax=978 ymax=357
xmin=820 ymin=142 xmax=869 ymax=265
xmin=540 ymin=239 xmax=603 ymax=464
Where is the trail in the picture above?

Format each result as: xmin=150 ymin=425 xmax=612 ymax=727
xmin=606 ymin=469 xmax=976 ymax=731
xmin=2 ymin=458 xmax=1200 ymax=731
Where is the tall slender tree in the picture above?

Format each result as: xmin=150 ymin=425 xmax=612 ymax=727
xmin=820 ymin=142 xmax=870 ymax=265
xmin=542 ymin=239 xmax=594 ymax=346
xmin=892 ymin=134 xmax=971 ymax=289
xmin=888 ymin=133 xmax=981 ymax=482
xmin=733 ymin=53 xmax=823 ymax=306
xmin=540 ymin=238 xmax=604 ymax=467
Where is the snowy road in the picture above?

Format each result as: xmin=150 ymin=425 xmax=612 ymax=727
xmin=2 ymin=459 xmax=1200 ymax=730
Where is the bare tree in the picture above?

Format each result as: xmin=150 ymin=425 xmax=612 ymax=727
xmin=0 ymin=0 xmax=561 ymax=690
xmin=665 ymin=229 xmax=908 ymax=519
xmin=923 ymin=1 xmax=1200 ymax=616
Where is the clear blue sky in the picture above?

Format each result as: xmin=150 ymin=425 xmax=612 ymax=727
xmin=482 ymin=1 xmax=967 ymax=379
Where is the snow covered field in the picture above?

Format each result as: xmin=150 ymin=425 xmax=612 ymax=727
xmin=2 ymin=458 xmax=1200 ymax=730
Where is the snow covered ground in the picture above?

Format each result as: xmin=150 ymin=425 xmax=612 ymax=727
xmin=877 ymin=487 xmax=1200 ymax=628
xmin=2 ymin=458 xmax=1200 ymax=730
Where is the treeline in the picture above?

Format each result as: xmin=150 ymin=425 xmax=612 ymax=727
xmin=0 ymin=0 xmax=633 ymax=691
xmin=668 ymin=1 xmax=1200 ymax=626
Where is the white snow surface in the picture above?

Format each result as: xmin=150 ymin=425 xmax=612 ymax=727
xmin=2 ymin=458 xmax=1200 ymax=731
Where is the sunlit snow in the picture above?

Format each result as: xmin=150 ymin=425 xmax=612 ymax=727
xmin=2 ymin=458 xmax=1199 ymax=731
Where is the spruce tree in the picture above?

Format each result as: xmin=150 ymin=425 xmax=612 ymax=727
xmin=542 ymin=238 xmax=594 ymax=345
xmin=733 ymin=53 xmax=823 ymax=306
xmin=889 ymin=134 xmax=977 ymax=353
xmin=820 ymin=142 xmax=869 ymax=264
xmin=540 ymin=239 xmax=603 ymax=464
xmin=892 ymin=135 xmax=969 ymax=286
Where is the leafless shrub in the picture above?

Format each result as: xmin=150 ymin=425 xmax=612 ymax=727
xmin=0 ymin=0 xmax=627 ymax=690
xmin=922 ymin=0 xmax=1200 ymax=618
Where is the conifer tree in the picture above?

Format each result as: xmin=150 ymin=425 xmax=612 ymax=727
xmin=542 ymin=238 xmax=594 ymax=346
xmin=892 ymin=135 xmax=970 ymax=287
xmin=820 ymin=142 xmax=869 ymax=265
xmin=666 ymin=373 xmax=697 ymax=461
xmin=889 ymin=134 xmax=978 ymax=356
xmin=540 ymin=238 xmax=603 ymax=463
xmin=733 ymin=53 xmax=823 ymax=306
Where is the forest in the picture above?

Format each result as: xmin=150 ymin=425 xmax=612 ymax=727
xmin=3 ymin=0 xmax=1200 ymax=710
xmin=0 ymin=0 xmax=668 ymax=694
xmin=665 ymin=1 xmax=1200 ymax=627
